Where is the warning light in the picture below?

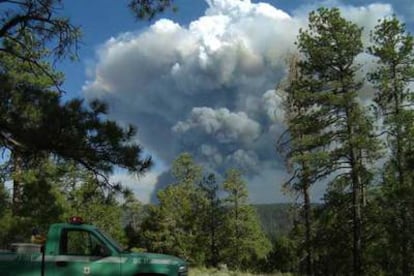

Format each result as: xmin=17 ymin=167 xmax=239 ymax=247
xmin=69 ymin=216 xmax=84 ymax=225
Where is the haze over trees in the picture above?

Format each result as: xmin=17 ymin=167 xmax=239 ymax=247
xmin=1 ymin=1 xmax=414 ymax=275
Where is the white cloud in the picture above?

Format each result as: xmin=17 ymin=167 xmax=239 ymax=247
xmin=83 ymin=0 xmax=396 ymax=203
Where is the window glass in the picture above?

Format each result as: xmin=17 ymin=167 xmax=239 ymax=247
xmin=95 ymin=229 xmax=122 ymax=253
xmin=60 ymin=229 xmax=107 ymax=256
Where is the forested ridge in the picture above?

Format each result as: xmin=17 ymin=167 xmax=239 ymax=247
xmin=1 ymin=1 xmax=414 ymax=275
xmin=254 ymin=203 xmax=294 ymax=238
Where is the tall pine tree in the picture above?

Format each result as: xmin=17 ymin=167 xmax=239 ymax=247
xmin=278 ymin=53 xmax=335 ymax=275
xmin=368 ymin=16 xmax=414 ymax=275
xmin=221 ymin=169 xmax=271 ymax=270
xmin=294 ymin=8 xmax=380 ymax=275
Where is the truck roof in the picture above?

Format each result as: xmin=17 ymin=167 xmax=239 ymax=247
xmin=51 ymin=222 xmax=97 ymax=229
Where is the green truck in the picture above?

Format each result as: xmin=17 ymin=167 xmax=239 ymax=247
xmin=0 ymin=217 xmax=188 ymax=276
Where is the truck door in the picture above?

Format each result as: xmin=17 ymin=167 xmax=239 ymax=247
xmin=52 ymin=228 xmax=121 ymax=276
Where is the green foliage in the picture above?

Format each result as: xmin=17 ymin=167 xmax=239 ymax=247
xmin=1 ymin=77 xmax=152 ymax=177
xmin=0 ymin=0 xmax=173 ymax=259
xmin=3 ymin=4 xmax=414 ymax=275
xmin=171 ymin=153 xmax=203 ymax=186
xmin=278 ymin=53 xmax=325 ymax=276
xmin=122 ymin=192 xmax=146 ymax=250
xmin=368 ymin=16 xmax=414 ymax=112
xmin=0 ymin=182 xmax=8 ymax=217
xmin=0 ymin=160 xmax=132 ymax=247
xmin=0 ymin=1 xmax=273 ymax=273
xmin=129 ymin=0 xmax=176 ymax=20
xmin=17 ymin=163 xmax=64 ymax=226
xmin=142 ymin=153 xmax=208 ymax=264
xmin=279 ymin=7 xmax=383 ymax=275
xmin=0 ymin=0 xmax=80 ymax=69
xmin=62 ymin=174 xmax=127 ymax=244
xmin=368 ymin=15 xmax=414 ymax=275
xmin=253 ymin=204 xmax=294 ymax=238
xmin=199 ymin=173 xmax=225 ymax=267
xmin=221 ymin=169 xmax=272 ymax=270
xmin=272 ymin=9 xmax=414 ymax=276
xmin=262 ymin=236 xmax=299 ymax=274
xmin=312 ymin=187 xmax=354 ymax=275
xmin=0 ymin=0 xmax=178 ymax=217
xmin=0 ymin=160 xmax=64 ymax=246
xmin=141 ymin=155 xmax=271 ymax=270
xmin=189 ymin=267 xmax=292 ymax=276
xmin=0 ymin=49 xmax=152 ymax=214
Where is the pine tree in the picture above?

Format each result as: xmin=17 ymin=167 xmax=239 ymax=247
xmin=199 ymin=173 xmax=224 ymax=268
xmin=141 ymin=153 xmax=208 ymax=265
xmin=61 ymin=169 xmax=127 ymax=243
xmin=368 ymin=15 xmax=414 ymax=275
xmin=294 ymin=8 xmax=380 ymax=274
xmin=0 ymin=49 xmax=152 ymax=213
xmin=278 ymin=54 xmax=333 ymax=275
xmin=122 ymin=192 xmax=146 ymax=251
xmin=221 ymin=169 xmax=271 ymax=270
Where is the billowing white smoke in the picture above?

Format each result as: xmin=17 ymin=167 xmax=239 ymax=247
xmin=84 ymin=0 xmax=394 ymax=203
xmin=173 ymin=107 xmax=261 ymax=144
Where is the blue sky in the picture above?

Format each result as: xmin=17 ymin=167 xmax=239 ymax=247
xmin=59 ymin=0 xmax=208 ymax=97
xmin=55 ymin=0 xmax=414 ymax=204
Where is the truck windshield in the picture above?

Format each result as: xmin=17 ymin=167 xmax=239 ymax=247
xmin=95 ymin=229 xmax=123 ymax=253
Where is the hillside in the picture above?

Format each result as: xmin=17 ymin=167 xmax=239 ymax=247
xmin=253 ymin=203 xmax=295 ymax=239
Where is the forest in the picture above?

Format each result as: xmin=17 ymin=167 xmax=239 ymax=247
xmin=1 ymin=1 xmax=414 ymax=275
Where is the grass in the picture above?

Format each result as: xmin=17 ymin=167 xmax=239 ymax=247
xmin=189 ymin=267 xmax=292 ymax=276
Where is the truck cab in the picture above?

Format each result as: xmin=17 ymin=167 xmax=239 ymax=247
xmin=0 ymin=217 xmax=188 ymax=276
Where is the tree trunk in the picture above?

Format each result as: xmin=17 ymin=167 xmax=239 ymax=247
xmin=303 ymin=181 xmax=313 ymax=276
xmin=346 ymin=106 xmax=363 ymax=276
xmin=393 ymin=76 xmax=410 ymax=275
xmin=351 ymin=166 xmax=362 ymax=276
